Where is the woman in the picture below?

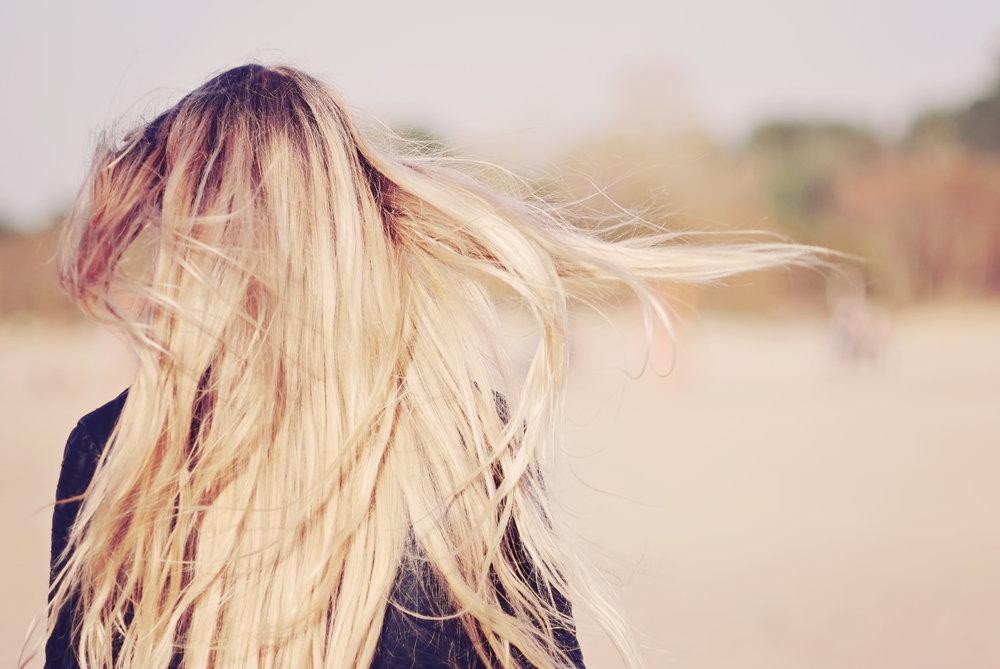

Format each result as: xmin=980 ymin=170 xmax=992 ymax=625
xmin=44 ymin=64 xmax=817 ymax=669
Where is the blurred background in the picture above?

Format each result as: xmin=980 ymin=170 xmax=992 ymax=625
xmin=3 ymin=1 xmax=1000 ymax=667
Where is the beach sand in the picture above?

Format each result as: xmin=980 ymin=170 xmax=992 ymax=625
xmin=4 ymin=302 xmax=999 ymax=668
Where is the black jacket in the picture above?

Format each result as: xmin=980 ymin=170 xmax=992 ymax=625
xmin=46 ymin=391 xmax=585 ymax=669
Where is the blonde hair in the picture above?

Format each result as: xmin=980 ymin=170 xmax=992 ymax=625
xmin=48 ymin=64 xmax=820 ymax=669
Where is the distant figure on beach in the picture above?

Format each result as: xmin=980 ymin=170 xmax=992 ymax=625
xmin=827 ymin=269 xmax=886 ymax=364
xmin=41 ymin=64 xmax=819 ymax=669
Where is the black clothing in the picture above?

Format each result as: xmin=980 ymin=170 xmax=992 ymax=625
xmin=46 ymin=391 xmax=585 ymax=669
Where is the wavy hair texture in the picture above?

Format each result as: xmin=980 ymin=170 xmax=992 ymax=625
xmin=46 ymin=64 xmax=823 ymax=669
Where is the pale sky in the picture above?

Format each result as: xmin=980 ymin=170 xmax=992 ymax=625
xmin=2 ymin=0 xmax=1000 ymax=226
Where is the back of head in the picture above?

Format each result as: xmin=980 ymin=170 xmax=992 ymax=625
xmin=51 ymin=64 xmax=822 ymax=669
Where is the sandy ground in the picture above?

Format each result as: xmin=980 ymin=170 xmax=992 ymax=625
xmin=3 ymin=302 xmax=999 ymax=668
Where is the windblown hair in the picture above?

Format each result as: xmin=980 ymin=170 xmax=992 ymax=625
xmin=48 ymin=64 xmax=819 ymax=669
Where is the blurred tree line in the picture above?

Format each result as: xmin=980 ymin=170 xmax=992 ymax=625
xmin=3 ymin=63 xmax=1000 ymax=319
xmin=749 ymin=61 xmax=1000 ymax=302
xmin=554 ymin=60 xmax=1000 ymax=307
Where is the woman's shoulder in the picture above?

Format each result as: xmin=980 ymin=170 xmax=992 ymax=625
xmin=75 ymin=389 xmax=129 ymax=450
xmin=56 ymin=388 xmax=129 ymax=484
xmin=56 ymin=389 xmax=129 ymax=498
xmin=52 ymin=389 xmax=130 ymax=565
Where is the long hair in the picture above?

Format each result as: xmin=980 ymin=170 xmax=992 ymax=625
xmin=48 ymin=64 xmax=821 ymax=669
